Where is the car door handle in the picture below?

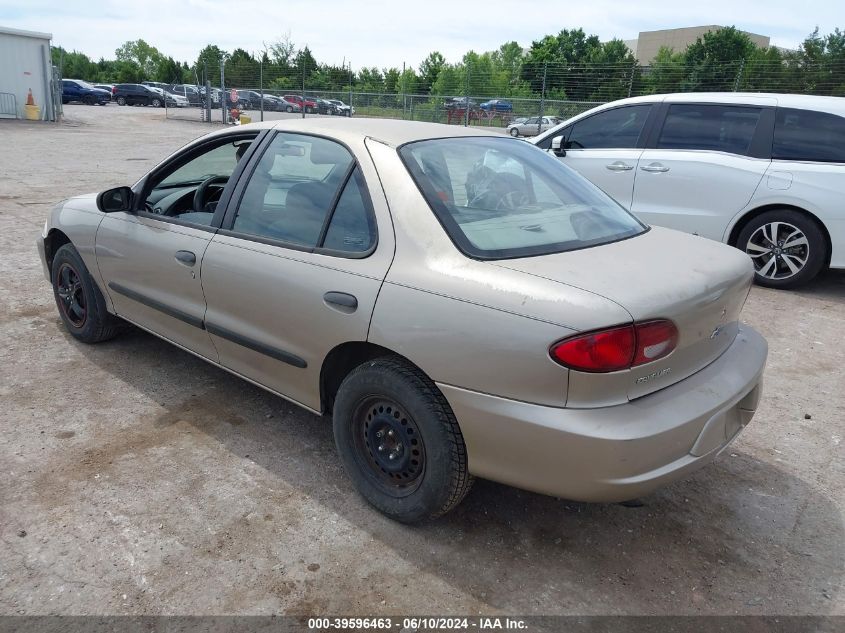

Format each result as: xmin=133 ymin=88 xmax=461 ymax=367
xmin=175 ymin=250 xmax=196 ymax=266
xmin=323 ymin=291 xmax=358 ymax=313
xmin=605 ymin=161 xmax=634 ymax=172
xmin=640 ymin=163 xmax=670 ymax=173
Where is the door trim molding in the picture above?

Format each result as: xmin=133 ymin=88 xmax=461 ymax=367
xmin=205 ymin=323 xmax=308 ymax=369
xmin=107 ymin=282 xmax=205 ymax=330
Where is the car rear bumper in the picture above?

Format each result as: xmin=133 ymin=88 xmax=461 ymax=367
xmin=438 ymin=326 xmax=767 ymax=502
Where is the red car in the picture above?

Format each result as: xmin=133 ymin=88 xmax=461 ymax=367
xmin=282 ymin=94 xmax=317 ymax=113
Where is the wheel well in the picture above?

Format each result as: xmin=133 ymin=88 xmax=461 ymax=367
xmin=320 ymin=342 xmax=407 ymax=414
xmin=728 ymin=204 xmax=832 ymax=265
xmin=44 ymin=229 xmax=71 ymax=272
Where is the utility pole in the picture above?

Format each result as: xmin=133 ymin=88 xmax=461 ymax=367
xmin=259 ymin=59 xmax=264 ymax=122
xmin=348 ymin=61 xmax=353 ymax=115
xmin=402 ymin=61 xmax=406 ymax=119
xmin=538 ymin=62 xmax=547 ymax=136
xmin=464 ymin=61 xmax=470 ymax=127
xmin=301 ymin=57 xmax=306 ymax=118
xmin=220 ymin=58 xmax=226 ymax=124
xmin=733 ymin=58 xmax=746 ymax=92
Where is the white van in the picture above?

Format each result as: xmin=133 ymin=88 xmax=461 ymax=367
xmin=533 ymin=93 xmax=845 ymax=288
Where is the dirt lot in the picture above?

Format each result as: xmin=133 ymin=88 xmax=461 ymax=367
xmin=0 ymin=104 xmax=843 ymax=617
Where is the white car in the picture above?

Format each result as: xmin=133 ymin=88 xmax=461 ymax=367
xmin=532 ymin=93 xmax=845 ymax=288
xmin=507 ymin=116 xmax=560 ymax=137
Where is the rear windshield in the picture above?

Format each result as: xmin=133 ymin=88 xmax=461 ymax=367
xmin=399 ymin=137 xmax=646 ymax=259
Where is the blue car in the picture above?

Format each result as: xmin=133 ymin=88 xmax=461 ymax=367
xmin=480 ymin=99 xmax=513 ymax=112
xmin=62 ymin=79 xmax=111 ymax=106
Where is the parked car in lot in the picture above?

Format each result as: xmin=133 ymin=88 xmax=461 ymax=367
xmin=507 ymin=116 xmax=560 ymax=137
xmin=113 ymin=84 xmax=164 ymax=107
xmin=61 ymin=79 xmax=111 ymax=106
xmin=276 ymin=96 xmax=302 ymax=113
xmin=283 ymin=94 xmax=318 ymax=113
xmin=93 ymin=84 xmax=115 ymax=100
xmin=480 ymin=99 xmax=513 ymax=112
xmin=445 ymin=97 xmax=477 ymax=110
xmin=328 ymin=99 xmax=354 ymax=117
xmin=533 ymin=93 xmax=845 ymax=288
xmin=169 ymin=84 xmax=202 ymax=106
xmin=38 ymin=118 xmax=767 ymax=522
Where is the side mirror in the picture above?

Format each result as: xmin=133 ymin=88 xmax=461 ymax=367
xmin=551 ymin=136 xmax=566 ymax=158
xmin=97 ymin=186 xmax=133 ymax=213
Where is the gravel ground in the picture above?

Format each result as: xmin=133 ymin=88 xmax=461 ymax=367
xmin=0 ymin=104 xmax=843 ymax=617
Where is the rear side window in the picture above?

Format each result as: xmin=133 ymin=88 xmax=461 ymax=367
xmin=773 ymin=108 xmax=845 ymax=163
xmin=232 ymin=134 xmax=375 ymax=254
xmin=566 ymin=105 xmax=652 ymax=150
xmin=657 ymin=104 xmax=762 ymax=155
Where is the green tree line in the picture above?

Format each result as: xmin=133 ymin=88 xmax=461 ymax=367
xmin=53 ymin=26 xmax=845 ymax=99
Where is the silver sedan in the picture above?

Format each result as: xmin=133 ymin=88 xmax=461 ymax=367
xmin=507 ymin=115 xmax=561 ymax=137
xmin=38 ymin=119 xmax=767 ymax=522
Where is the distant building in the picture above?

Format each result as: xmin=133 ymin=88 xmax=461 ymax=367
xmin=627 ymin=26 xmax=770 ymax=64
xmin=0 ymin=26 xmax=57 ymax=121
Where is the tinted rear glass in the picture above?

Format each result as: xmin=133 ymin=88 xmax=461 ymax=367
xmin=399 ymin=137 xmax=646 ymax=259
xmin=773 ymin=107 xmax=845 ymax=163
xmin=657 ymin=104 xmax=761 ymax=155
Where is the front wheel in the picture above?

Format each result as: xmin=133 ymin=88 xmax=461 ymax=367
xmin=333 ymin=357 xmax=473 ymax=523
xmin=737 ymin=209 xmax=827 ymax=289
xmin=151 ymin=98 xmax=162 ymax=108
xmin=509 ymin=127 xmax=519 ymax=137
xmin=83 ymin=95 xmax=96 ymax=106
xmin=51 ymin=244 xmax=121 ymax=343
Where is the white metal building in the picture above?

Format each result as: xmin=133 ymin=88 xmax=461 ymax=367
xmin=0 ymin=26 xmax=56 ymax=121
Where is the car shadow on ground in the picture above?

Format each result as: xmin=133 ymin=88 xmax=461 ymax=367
xmin=792 ymin=268 xmax=845 ymax=305
xmin=60 ymin=324 xmax=845 ymax=615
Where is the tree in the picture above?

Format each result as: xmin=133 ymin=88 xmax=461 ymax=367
xmin=683 ymin=27 xmax=756 ymax=91
xmin=225 ymin=48 xmax=260 ymax=87
xmin=195 ymin=45 xmax=228 ymax=83
xmin=115 ymin=39 xmax=162 ymax=80
xmin=643 ymin=46 xmax=686 ymax=94
xmin=419 ymin=51 xmax=445 ymax=93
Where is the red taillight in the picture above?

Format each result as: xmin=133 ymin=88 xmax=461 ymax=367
xmin=550 ymin=320 xmax=678 ymax=373
xmin=550 ymin=325 xmax=636 ymax=372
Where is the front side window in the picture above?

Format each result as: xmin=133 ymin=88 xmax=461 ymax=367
xmin=400 ymin=137 xmax=646 ymax=259
xmin=565 ymin=105 xmax=652 ymax=150
xmin=773 ymin=107 xmax=845 ymax=163
xmin=657 ymin=104 xmax=762 ymax=155
xmin=139 ymin=136 xmax=256 ymax=225
xmin=232 ymin=133 xmax=375 ymax=253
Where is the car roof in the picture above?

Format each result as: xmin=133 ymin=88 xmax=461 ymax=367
xmin=578 ymin=92 xmax=845 ymax=114
xmin=205 ymin=117 xmax=508 ymax=147
xmin=271 ymin=117 xmax=505 ymax=146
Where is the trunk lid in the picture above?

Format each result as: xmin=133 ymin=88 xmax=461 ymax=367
xmin=493 ymin=227 xmax=754 ymax=405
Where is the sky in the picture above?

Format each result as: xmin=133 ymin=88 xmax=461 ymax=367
xmin=0 ymin=0 xmax=842 ymax=69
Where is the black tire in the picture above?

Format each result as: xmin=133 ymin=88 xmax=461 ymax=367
xmin=51 ymin=244 xmax=121 ymax=343
xmin=509 ymin=127 xmax=519 ymax=137
xmin=333 ymin=357 xmax=473 ymax=523
xmin=151 ymin=97 xmax=161 ymax=108
xmin=116 ymin=96 xmax=126 ymax=106
xmin=736 ymin=209 xmax=827 ymax=289
xmin=286 ymin=105 xmax=293 ymax=113
xmin=83 ymin=94 xmax=96 ymax=106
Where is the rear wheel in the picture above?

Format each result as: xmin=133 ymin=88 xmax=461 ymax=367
xmin=151 ymin=97 xmax=162 ymax=108
xmin=286 ymin=105 xmax=293 ymax=113
xmin=509 ymin=127 xmax=519 ymax=137
xmin=333 ymin=357 xmax=473 ymax=523
xmin=737 ymin=209 xmax=827 ymax=289
xmin=116 ymin=96 xmax=126 ymax=106
xmin=83 ymin=94 xmax=96 ymax=106
xmin=51 ymin=244 xmax=121 ymax=343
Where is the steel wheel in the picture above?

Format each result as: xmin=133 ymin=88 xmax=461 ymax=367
xmin=352 ymin=396 xmax=426 ymax=498
xmin=745 ymin=221 xmax=809 ymax=281
xmin=56 ymin=263 xmax=87 ymax=328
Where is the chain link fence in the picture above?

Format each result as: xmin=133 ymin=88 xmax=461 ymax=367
xmin=164 ymin=58 xmax=845 ymax=131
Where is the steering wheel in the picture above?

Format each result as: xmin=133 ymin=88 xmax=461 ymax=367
xmin=193 ymin=175 xmax=230 ymax=213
